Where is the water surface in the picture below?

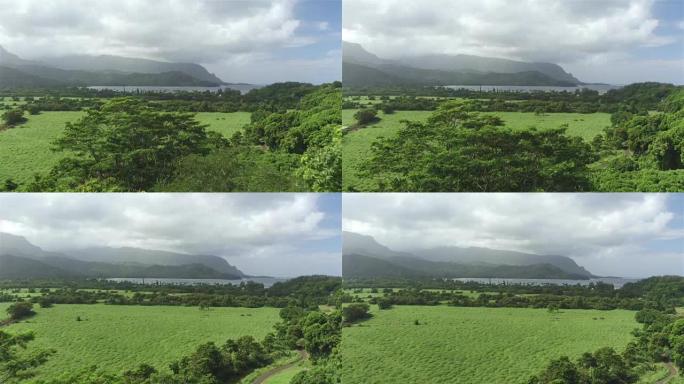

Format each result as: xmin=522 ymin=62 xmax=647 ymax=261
xmin=452 ymin=277 xmax=640 ymax=288
xmin=444 ymin=84 xmax=621 ymax=94
xmin=107 ymin=277 xmax=287 ymax=288
xmin=87 ymin=84 xmax=259 ymax=94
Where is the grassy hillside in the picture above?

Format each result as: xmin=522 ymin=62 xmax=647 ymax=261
xmin=341 ymin=306 xmax=637 ymax=384
xmin=5 ymin=304 xmax=280 ymax=381
xmin=342 ymin=110 xmax=610 ymax=190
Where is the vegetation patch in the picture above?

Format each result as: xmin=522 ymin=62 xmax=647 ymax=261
xmin=341 ymin=306 xmax=637 ymax=384
xmin=4 ymin=304 xmax=280 ymax=380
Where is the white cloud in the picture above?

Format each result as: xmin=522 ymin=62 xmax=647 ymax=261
xmin=0 ymin=0 xmax=341 ymax=83
xmin=343 ymin=0 xmax=682 ymax=84
xmin=343 ymin=193 xmax=683 ymax=278
xmin=0 ymin=193 xmax=341 ymax=276
xmin=0 ymin=0 xmax=299 ymax=61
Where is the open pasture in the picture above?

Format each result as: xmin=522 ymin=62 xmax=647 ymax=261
xmin=0 ymin=110 xmax=250 ymax=189
xmin=0 ymin=111 xmax=84 ymax=186
xmin=342 ymin=110 xmax=610 ymax=190
xmin=4 ymin=304 xmax=280 ymax=380
xmin=341 ymin=305 xmax=637 ymax=384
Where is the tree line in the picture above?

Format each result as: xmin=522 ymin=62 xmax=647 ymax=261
xmin=348 ymin=86 xmax=683 ymax=192
xmin=2 ymin=83 xmax=341 ymax=192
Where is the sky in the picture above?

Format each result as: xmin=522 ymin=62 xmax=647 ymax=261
xmin=343 ymin=0 xmax=684 ymax=85
xmin=343 ymin=193 xmax=684 ymax=278
xmin=0 ymin=0 xmax=341 ymax=84
xmin=0 ymin=193 xmax=342 ymax=277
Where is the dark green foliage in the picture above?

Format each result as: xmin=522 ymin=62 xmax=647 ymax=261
xmin=353 ymin=109 xmax=378 ymax=126
xmin=291 ymin=355 xmax=340 ymax=384
xmin=158 ymin=83 xmax=341 ymax=192
xmin=528 ymin=347 xmax=638 ymax=384
xmin=29 ymin=98 xmax=219 ymax=191
xmin=299 ymin=311 xmax=342 ymax=361
xmin=25 ymin=104 xmax=40 ymax=115
xmin=2 ymin=179 xmax=18 ymax=191
xmin=360 ymin=102 xmax=596 ymax=191
xmin=592 ymin=87 xmax=684 ymax=190
xmin=342 ymin=303 xmax=370 ymax=324
xmin=121 ymin=364 xmax=157 ymax=383
xmin=590 ymin=169 xmax=684 ymax=192
xmin=0 ymin=331 xmax=54 ymax=383
xmin=377 ymin=298 xmax=392 ymax=310
xmin=1 ymin=108 xmax=27 ymax=126
xmin=169 ymin=336 xmax=270 ymax=383
xmin=6 ymin=302 xmax=35 ymax=320
xmin=242 ymin=82 xmax=317 ymax=111
xmin=156 ymin=146 xmax=306 ymax=192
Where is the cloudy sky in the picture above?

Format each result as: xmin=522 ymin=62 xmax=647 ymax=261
xmin=343 ymin=0 xmax=684 ymax=84
xmin=0 ymin=0 xmax=341 ymax=84
xmin=0 ymin=193 xmax=341 ymax=277
xmin=343 ymin=194 xmax=684 ymax=278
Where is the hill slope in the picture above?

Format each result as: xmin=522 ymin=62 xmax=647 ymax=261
xmin=342 ymin=231 xmax=593 ymax=279
xmin=0 ymin=254 xmax=77 ymax=279
xmin=0 ymin=46 xmax=223 ymax=87
xmin=0 ymin=66 xmax=66 ymax=87
xmin=0 ymin=232 xmax=244 ymax=279
xmin=342 ymin=41 xmax=580 ymax=87
xmin=38 ymin=54 xmax=224 ymax=84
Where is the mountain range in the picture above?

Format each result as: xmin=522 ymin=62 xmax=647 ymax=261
xmin=343 ymin=41 xmax=581 ymax=88
xmin=0 ymin=232 xmax=245 ymax=279
xmin=342 ymin=231 xmax=594 ymax=280
xmin=0 ymin=46 xmax=227 ymax=88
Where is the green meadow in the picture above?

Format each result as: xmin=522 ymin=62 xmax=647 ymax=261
xmin=342 ymin=109 xmax=611 ymax=190
xmin=341 ymin=305 xmax=637 ymax=384
xmin=4 ymin=304 xmax=279 ymax=381
xmin=0 ymin=111 xmax=250 ymax=189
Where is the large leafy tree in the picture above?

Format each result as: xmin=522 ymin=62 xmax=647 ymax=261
xmin=0 ymin=331 xmax=54 ymax=383
xmin=359 ymin=102 xmax=596 ymax=191
xmin=30 ymin=98 xmax=223 ymax=191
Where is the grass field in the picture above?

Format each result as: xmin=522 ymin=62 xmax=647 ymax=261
xmin=0 ymin=111 xmax=84 ymax=186
xmin=4 ymin=304 xmax=280 ymax=381
xmin=196 ymin=111 xmax=252 ymax=138
xmin=342 ymin=110 xmax=611 ymax=190
xmin=341 ymin=305 xmax=637 ymax=384
xmin=0 ymin=111 xmax=250 ymax=189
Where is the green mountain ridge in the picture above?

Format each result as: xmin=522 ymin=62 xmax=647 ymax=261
xmin=0 ymin=254 xmax=77 ymax=279
xmin=343 ymin=253 xmax=590 ymax=280
xmin=342 ymin=231 xmax=594 ymax=279
xmin=0 ymin=46 xmax=224 ymax=87
xmin=0 ymin=232 xmax=244 ymax=279
xmin=37 ymin=53 xmax=224 ymax=84
xmin=342 ymin=41 xmax=580 ymax=87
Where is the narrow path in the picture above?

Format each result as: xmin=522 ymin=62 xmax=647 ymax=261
xmin=656 ymin=362 xmax=678 ymax=384
xmin=252 ymin=350 xmax=308 ymax=384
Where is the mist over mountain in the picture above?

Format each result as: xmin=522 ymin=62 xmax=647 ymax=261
xmin=0 ymin=46 xmax=226 ymax=87
xmin=0 ymin=232 xmax=245 ymax=279
xmin=342 ymin=231 xmax=594 ymax=279
xmin=342 ymin=41 xmax=581 ymax=87
xmin=38 ymin=54 xmax=224 ymax=84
